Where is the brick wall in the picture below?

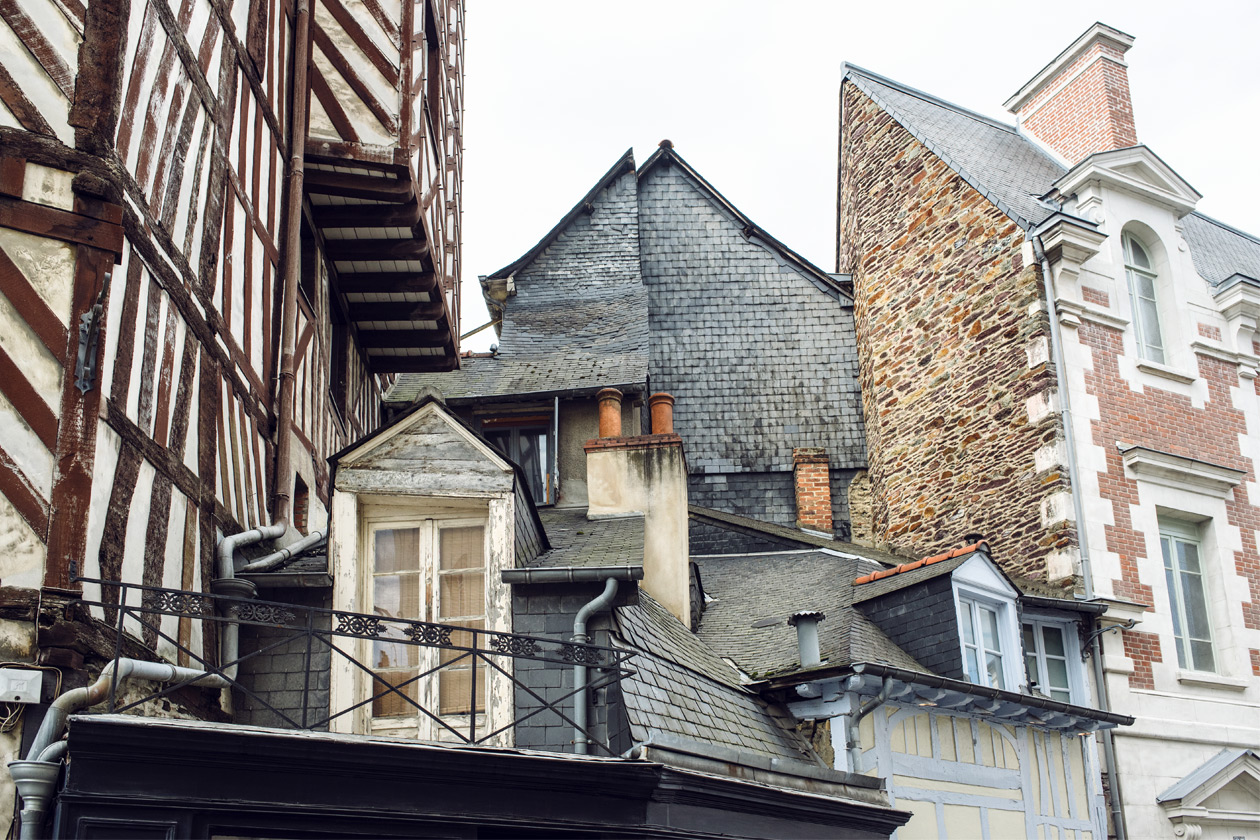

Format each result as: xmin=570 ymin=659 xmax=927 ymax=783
xmin=1079 ymin=323 xmax=1260 ymax=651
xmin=793 ymin=448 xmax=833 ymax=532
xmin=1014 ymin=39 xmax=1136 ymax=165
xmin=1121 ymin=629 xmax=1162 ymax=691
xmin=838 ymin=82 xmax=1071 ymax=582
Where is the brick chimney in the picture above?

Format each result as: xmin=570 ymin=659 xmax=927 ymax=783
xmin=1004 ymin=23 xmax=1137 ymax=165
xmin=585 ymin=391 xmax=690 ymax=623
xmin=793 ymin=448 xmax=833 ymax=535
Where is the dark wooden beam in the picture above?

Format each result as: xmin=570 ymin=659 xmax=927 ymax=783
xmin=356 ymin=328 xmax=449 ymax=348
xmin=349 ymin=300 xmax=444 ymax=321
xmin=313 ymin=200 xmax=421 ymax=228
xmin=368 ymin=354 xmax=458 ymax=373
xmin=0 ymin=194 xmax=124 ymax=254
xmin=325 ymin=237 xmax=427 ymax=261
xmin=336 ymin=271 xmax=435 ymax=295
xmin=304 ymin=167 xmax=412 ymax=201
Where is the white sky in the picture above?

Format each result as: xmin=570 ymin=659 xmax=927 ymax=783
xmin=457 ymin=0 xmax=1260 ymax=348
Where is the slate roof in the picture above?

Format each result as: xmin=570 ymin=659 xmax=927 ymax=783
xmin=528 ymin=508 xmax=645 ymax=569
xmin=850 ymin=543 xmax=986 ymax=601
xmin=695 ymin=550 xmax=926 ymax=680
xmin=386 ymin=152 xmax=648 ymax=405
xmin=615 ymin=591 xmax=814 ymax=762
xmin=844 ymin=64 xmax=1260 ymax=287
xmin=689 ymin=505 xmax=906 ymax=564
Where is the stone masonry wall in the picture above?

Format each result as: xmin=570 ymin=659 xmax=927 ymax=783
xmin=639 ymin=158 xmax=864 ymax=531
xmin=838 ymin=82 xmax=1071 ymax=582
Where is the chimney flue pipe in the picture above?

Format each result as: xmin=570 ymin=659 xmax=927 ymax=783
xmin=648 ymin=392 xmax=675 ymax=435
xmin=596 ymin=388 xmax=623 ymax=438
xmin=788 ymin=611 xmax=826 ymax=668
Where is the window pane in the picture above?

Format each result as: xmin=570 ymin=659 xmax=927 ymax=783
xmin=439 ymin=621 xmax=484 ymax=665
xmin=1126 ymin=237 xmax=1151 ymax=270
xmin=960 ymin=605 xmax=976 ymax=646
xmin=1046 ymin=658 xmax=1070 ymax=693
xmin=1161 ymin=536 xmax=1174 ymax=570
xmin=1190 ymin=640 xmax=1215 ymax=673
xmin=986 ymin=652 xmax=1004 ymax=690
xmin=1176 ymin=540 xmax=1201 ymax=574
xmin=964 ymin=647 xmax=981 ymax=684
xmin=374 ymin=574 xmax=422 ymax=621
xmin=440 ymin=571 xmax=484 ymax=619
xmin=440 ymin=527 xmax=484 ymax=570
xmin=1050 ymin=687 xmax=1071 ymax=703
xmin=981 ymin=606 xmax=1001 ymax=650
xmin=374 ymin=528 xmax=420 ymax=573
xmin=438 ymin=667 xmax=486 ymax=715
xmin=1181 ymin=571 xmax=1213 ymax=645
xmin=1023 ymin=624 xmax=1038 ymax=686
xmin=1164 ymin=563 xmax=1184 ymax=638
xmin=1042 ymin=626 xmax=1066 ymax=658
xmin=371 ymin=670 xmax=419 ymax=718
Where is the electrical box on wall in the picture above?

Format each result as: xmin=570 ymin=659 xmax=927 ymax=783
xmin=0 ymin=668 xmax=43 ymax=704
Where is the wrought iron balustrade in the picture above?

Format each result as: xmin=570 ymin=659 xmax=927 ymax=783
xmin=76 ymin=578 xmax=635 ymax=755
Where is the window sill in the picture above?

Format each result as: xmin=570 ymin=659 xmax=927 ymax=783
xmin=1176 ymin=670 xmax=1249 ymax=692
xmin=1135 ymin=359 xmax=1196 ymax=385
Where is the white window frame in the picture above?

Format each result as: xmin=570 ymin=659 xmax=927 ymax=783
xmin=1021 ymin=616 xmax=1085 ymax=705
xmin=1123 ymin=232 xmax=1166 ymax=364
xmin=1159 ymin=518 xmax=1217 ymax=675
xmin=952 ymin=557 xmax=1023 ymax=692
xmin=359 ymin=509 xmax=495 ymax=739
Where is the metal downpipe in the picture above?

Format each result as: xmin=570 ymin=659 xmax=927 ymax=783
xmin=272 ymin=0 xmax=313 ymax=528
xmin=572 ymin=578 xmax=618 ymax=755
xmin=846 ymin=676 xmax=892 ymax=773
xmin=237 ymin=529 xmax=325 ymax=574
xmin=1033 ymin=234 xmax=1127 ymax=840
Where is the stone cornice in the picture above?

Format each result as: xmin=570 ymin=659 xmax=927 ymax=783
xmin=1118 ymin=444 xmax=1245 ymax=498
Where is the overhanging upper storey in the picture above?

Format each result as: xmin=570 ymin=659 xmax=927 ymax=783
xmin=304 ymin=0 xmax=465 ymax=372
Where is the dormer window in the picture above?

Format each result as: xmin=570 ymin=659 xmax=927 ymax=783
xmin=959 ymin=597 xmax=1008 ymax=689
xmin=1124 ymin=233 xmax=1165 ymax=364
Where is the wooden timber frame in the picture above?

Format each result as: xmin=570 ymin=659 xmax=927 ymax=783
xmin=0 ymin=0 xmax=465 ymax=712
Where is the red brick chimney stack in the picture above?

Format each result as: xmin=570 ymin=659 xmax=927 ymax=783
xmin=793 ymin=448 xmax=833 ymax=534
xmin=1004 ymin=23 xmax=1137 ymax=165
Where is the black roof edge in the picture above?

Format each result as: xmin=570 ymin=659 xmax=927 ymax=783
xmin=637 ymin=144 xmax=852 ymax=301
xmin=328 ymin=395 xmax=551 ymax=553
xmin=1020 ymin=593 xmax=1107 ymax=615
xmin=424 ymin=381 xmax=649 ymax=408
xmin=753 ymin=661 xmax=1135 ymax=727
xmin=486 ymin=149 xmax=637 ymax=282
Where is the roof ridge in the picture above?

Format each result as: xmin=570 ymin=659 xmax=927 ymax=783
xmin=841 ymin=63 xmax=1020 ymax=136
xmin=1189 ymin=210 xmax=1260 ymax=248
xmin=852 ymin=541 xmax=986 ymax=586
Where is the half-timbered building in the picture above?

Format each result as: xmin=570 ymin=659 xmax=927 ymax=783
xmin=0 ymin=0 xmax=465 ymax=825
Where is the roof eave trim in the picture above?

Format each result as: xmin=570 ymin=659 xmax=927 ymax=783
xmin=752 ymin=662 xmax=1135 ymax=729
xmin=502 ymin=566 xmax=644 ymax=584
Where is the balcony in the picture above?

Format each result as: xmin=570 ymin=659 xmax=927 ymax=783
xmin=76 ymin=578 xmax=635 ymax=754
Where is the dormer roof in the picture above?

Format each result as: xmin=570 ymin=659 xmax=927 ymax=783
xmin=1052 ymin=145 xmax=1202 ymax=217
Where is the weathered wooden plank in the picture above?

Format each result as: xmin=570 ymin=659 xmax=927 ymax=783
xmin=356 ymin=329 xmax=448 ymax=348
xmin=310 ymin=20 xmax=398 ymax=134
xmin=0 ymin=446 xmax=49 ymax=538
xmin=96 ymin=444 xmax=142 ymax=620
xmin=0 ymin=195 xmax=124 ymax=253
xmin=45 ymin=244 xmax=112 ymax=589
xmin=0 ymin=0 xmax=76 ymax=98
xmin=140 ymin=472 xmax=173 ymax=646
xmin=0 ymin=245 xmax=69 ymax=359
xmin=304 ymin=167 xmax=411 ymax=201
xmin=151 ymin=303 xmax=180 ymax=447
xmin=309 ymin=61 xmax=360 ymax=143
xmin=312 ymin=201 xmax=420 ymax=228
xmin=323 ymin=238 xmax=427 ymax=261
xmin=348 ymin=300 xmax=443 ymax=321
xmin=115 ymin=2 xmax=160 ymax=160
xmin=0 ymin=62 xmax=55 ymax=135
xmin=109 ymin=255 xmax=144 ymax=405
xmin=366 ymin=355 xmax=457 ymax=374
xmin=68 ymin=0 xmax=128 ymax=155
xmin=319 ymin=0 xmax=399 ymax=86
xmin=360 ymin=0 xmax=399 ymax=46
xmin=333 ymin=270 xmax=433 ymax=295
xmin=103 ymin=397 xmax=201 ymax=502
xmin=0 ymin=346 xmax=58 ymax=450
xmin=135 ymin=278 xmax=163 ymax=433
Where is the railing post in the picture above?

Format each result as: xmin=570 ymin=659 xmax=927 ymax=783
xmin=301 ymin=605 xmax=314 ymax=729
xmin=469 ymin=628 xmax=478 ymax=743
xmin=110 ymin=583 xmax=126 ymax=711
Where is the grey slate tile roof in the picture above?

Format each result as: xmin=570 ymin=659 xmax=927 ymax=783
xmin=695 ymin=550 xmax=927 ymax=680
xmin=387 ymin=155 xmax=648 ymax=404
xmin=849 ymin=553 xmax=973 ymax=604
xmin=845 ymin=64 xmax=1260 ymax=289
xmin=689 ymin=504 xmax=906 ymax=563
xmin=528 ymin=508 xmax=644 ymax=569
xmin=1181 ymin=212 xmax=1260 ymax=287
xmin=615 ymin=591 xmax=814 ymax=762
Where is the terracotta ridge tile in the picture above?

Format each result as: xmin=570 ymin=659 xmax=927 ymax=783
xmin=852 ymin=541 xmax=987 ymax=586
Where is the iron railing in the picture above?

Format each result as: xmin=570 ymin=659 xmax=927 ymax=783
xmin=77 ymin=578 xmax=635 ymax=756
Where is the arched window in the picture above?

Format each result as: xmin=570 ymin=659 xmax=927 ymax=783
xmin=1124 ymin=233 xmax=1165 ymax=363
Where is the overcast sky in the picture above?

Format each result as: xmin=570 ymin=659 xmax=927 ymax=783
xmin=457 ymin=1 xmax=1260 ymax=348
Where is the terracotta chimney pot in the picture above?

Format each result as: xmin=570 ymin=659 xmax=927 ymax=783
xmin=596 ymin=388 xmax=623 ymax=438
xmin=648 ymin=392 xmax=676 ymax=435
